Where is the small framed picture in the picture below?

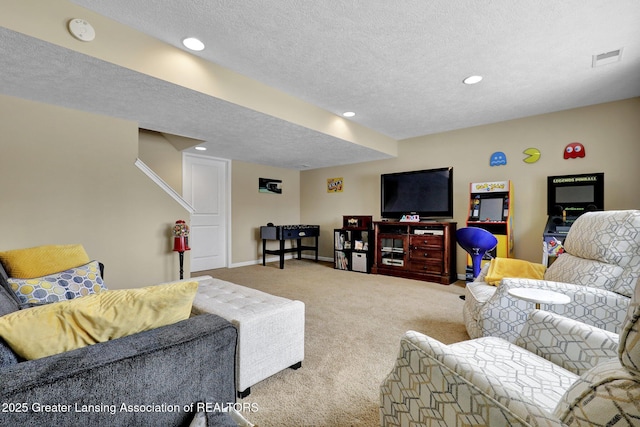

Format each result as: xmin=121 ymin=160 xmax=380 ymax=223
xmin=259 ymin=178 xmax=282 ymax=194
xmin=327 ymin=177 xmax=343 ymax=193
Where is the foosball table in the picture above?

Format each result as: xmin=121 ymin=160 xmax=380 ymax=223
xmin=260 ymin=224 xmax=320 ymax=269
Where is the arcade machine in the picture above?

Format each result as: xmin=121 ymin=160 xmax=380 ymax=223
xmin=543 ymin=172 xmax=604 ymax=265
xmin=464 ymin=181 xmax=514 ymax=281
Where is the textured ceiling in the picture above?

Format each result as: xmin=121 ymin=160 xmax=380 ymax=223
xmin=3 ymin=1 xmax=640 ymax=169
xmin=0 ymin=28 xmax=390 ymax=170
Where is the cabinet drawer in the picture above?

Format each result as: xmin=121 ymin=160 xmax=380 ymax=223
xmin=409 ymin=235 xmax=443 ymax=248
xmin=408 ymin=261 xmax=443 ymax=273
xmin=409 ymin=249 xmax=443 ymax=262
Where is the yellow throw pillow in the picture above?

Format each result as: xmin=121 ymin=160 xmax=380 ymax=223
xmin=0 ymin=244 xmax=90 ymax=279
xmin=484 ymin=257 xmax=546 ymax=286
xmin=0 ymin=280 xmax=198 ymax=360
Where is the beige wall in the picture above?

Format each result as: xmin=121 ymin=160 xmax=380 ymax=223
xmin=0 ymin=94 xmax=190 ymax=288
xmin=231 ymin=161 xmax=300 ymax=266
xmin=138 ymin=137 xmax=302 ymax=268
xmin=5 ymin=94 xmax=636 ymax=280
xmin=301 ymin=98 xmax=640 ymax=276
xmin=138 ymin=130 xmax=183 ymax=193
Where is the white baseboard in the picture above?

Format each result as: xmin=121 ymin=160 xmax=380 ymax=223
xmin=230 ymin=254 xmax=332 ymax=269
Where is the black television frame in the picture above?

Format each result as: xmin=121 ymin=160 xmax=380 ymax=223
xmin=380 ymin=167 xmax=454 ymax=220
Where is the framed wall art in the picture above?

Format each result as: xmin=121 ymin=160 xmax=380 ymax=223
xmin=259 ymin=178 xmax=282 ymax=194
xmin=327 ymin=177 xmax=343 ymax=193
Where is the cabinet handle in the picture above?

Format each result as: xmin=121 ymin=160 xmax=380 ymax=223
xmin=423 ymin=253 xmax=428 ymax=257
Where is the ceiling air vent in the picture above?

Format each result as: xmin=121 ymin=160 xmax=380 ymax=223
xmin=592 ymin=49 xmax=623 ymax=67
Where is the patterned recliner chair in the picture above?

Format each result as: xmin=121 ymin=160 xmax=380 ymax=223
xmin=463 ymin=209 xmax=640 ymax=342
xmin=380 ymin=279 xmax=640 ymax=426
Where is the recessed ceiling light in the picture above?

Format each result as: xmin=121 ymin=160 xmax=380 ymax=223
xmin=463 ymin=75 xmax=483 ymax=85
xmin=182 ymin=37 xmax=205 ymax=51
xmin=195 ymin=146 xmax=207 ymax=151
xmin=342 ymin=111 xmax=356 ymax=117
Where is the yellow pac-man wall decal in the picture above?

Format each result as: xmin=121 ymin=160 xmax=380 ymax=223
xmin=523 ymin=147 xmax=541 ymax=163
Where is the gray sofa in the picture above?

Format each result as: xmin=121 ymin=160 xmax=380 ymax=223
xmin=0 ymin=266 xmax=238 ymax=427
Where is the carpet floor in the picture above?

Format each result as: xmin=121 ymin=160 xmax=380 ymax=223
xmin=194 ymin=260 xmax=470 ymax=427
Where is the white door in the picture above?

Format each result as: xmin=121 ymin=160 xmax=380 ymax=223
xmin=183 ymin=153 xmax=228 ymax=271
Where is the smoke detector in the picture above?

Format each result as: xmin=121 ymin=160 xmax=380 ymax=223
xmin=592 ymin=49 xmax=623 ymax=67
xmin=68 ymin=19 xmax=95 ymax=42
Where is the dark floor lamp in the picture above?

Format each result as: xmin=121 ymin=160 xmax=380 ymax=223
xmin=172 ymin=220 xmax=191 ymax=280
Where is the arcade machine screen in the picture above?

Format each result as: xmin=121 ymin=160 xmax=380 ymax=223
xmin=478 ymin=197 xmax=504 ymax=222
xmin=554 ymin=186 xmax=595 ymax=212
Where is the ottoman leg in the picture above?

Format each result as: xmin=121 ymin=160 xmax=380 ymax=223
xmin=238 ymin=387 xmax=251 ymax=399
xmin=289 ymin=362 xmax=302 ymax=370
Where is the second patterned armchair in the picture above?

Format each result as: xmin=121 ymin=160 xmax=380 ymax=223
xmin=463 ymin=209 xmax=640 ymax=342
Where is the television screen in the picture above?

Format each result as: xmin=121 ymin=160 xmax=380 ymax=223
xmin=381 ymin=167 xmax=453 ymax=219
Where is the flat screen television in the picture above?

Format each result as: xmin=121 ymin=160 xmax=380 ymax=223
xmin=381 ymin=167 xmax=453 ymax=219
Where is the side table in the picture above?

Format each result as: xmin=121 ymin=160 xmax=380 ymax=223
xmin=507 ymin=287 xmax=570 ymax=309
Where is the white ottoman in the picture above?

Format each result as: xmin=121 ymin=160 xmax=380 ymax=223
xmin=190 ymin=276 xmax=305 ymax=397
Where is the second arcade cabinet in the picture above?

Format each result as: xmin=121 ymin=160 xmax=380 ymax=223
xmin=543 ymin=172 xmax=604 ymax=265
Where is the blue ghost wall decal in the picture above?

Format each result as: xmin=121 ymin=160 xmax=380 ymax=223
xmin=490 ymin=151 xmax=507 ymax=166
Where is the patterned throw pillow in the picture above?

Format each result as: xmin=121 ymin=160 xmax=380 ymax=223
xmin=8 ymin=260 xmax=107 ymax=308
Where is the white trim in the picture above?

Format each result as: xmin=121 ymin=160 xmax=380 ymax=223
xmin=230 ymin=254 xmax=333 ymax=269
xmin=134 ymin=158 xmax=195 ymax=213
xmin=226 ymin=161 xmax=232 ymax=269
